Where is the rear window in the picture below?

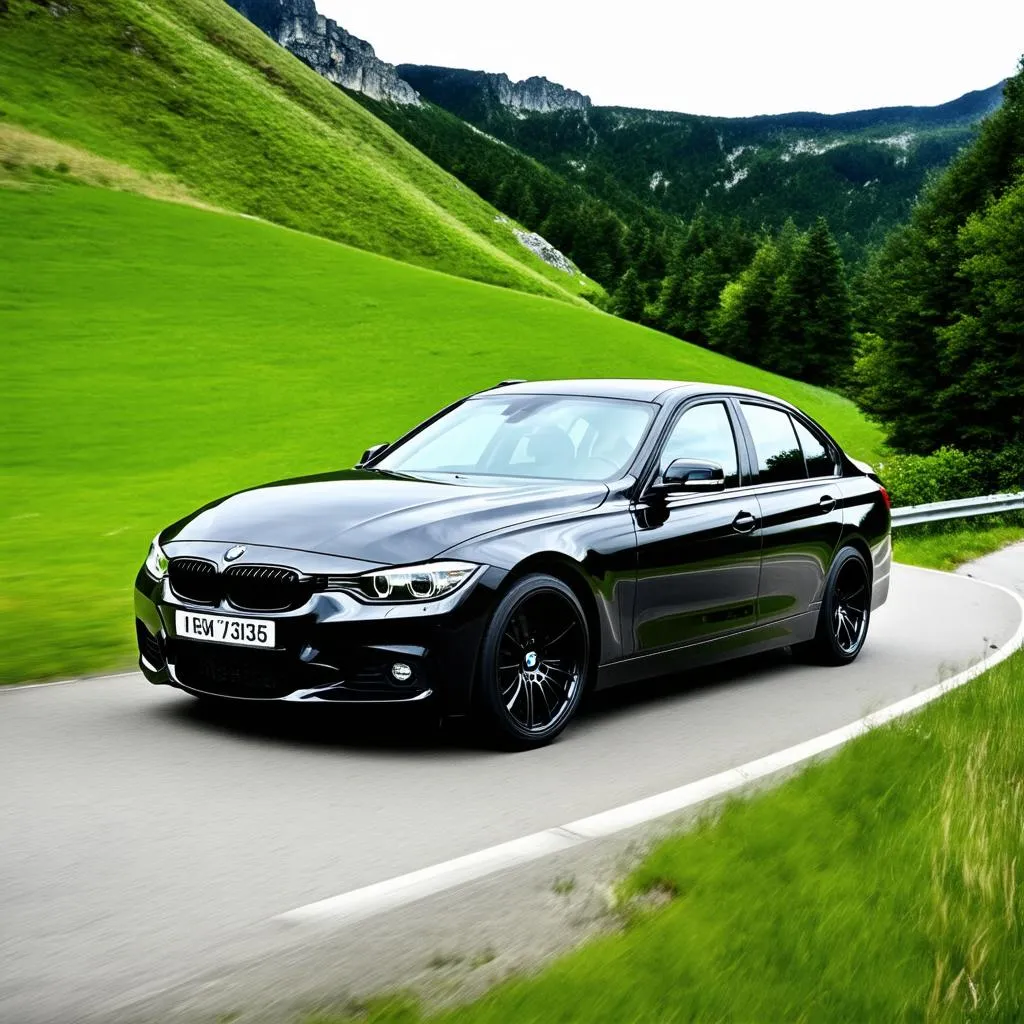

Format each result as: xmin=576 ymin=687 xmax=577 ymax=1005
xmin=741 ymin=403 xmax=806 ymax=484
xmin=793 ymin=418 xmax=838 ymax=478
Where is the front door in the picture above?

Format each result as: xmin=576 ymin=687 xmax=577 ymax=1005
xmin=632 ymin=401 xmax=762 ymax=653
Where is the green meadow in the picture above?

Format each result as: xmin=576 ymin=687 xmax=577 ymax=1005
xmin=0 ymin=184 xmax=882 ymax=682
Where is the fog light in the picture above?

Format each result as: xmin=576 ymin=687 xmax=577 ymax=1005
xmin=391 ymin=662 xmax=413 ymax=683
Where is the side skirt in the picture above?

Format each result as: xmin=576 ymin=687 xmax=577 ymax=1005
xmin=595 ymin=610 xmax=820 ymax=691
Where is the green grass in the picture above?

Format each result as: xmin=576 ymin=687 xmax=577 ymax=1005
xmin=330 ymin=647 xmax=1024 ymax=1024
xmin=894 ymin=525 xmax=1024 ymax=571
xmin=0 ymin=0 xmax=591 ymax=302
xmin=0 ymin=183 xmax=882 ymax=683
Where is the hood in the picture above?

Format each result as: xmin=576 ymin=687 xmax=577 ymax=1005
xmin=164 ymin=470 xmax=608 ymax=565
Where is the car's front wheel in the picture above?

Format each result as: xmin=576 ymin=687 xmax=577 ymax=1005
xmin=800 ymin=546 xmax=871 ymax=665
xmin=475 ymin=574 xmax=590 ymax=750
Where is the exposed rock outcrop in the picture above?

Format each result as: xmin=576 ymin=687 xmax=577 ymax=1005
xmin=227 ymin=0 xmax=419 ymax=105
xmin=514 ymin=231 xmax=576 ymax=274
xmin=398 ymin=65 xmax=590 ymax=115
xmin=492 ymin=73 xmax=590 ymax=113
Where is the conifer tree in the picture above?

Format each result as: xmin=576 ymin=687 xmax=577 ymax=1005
xmin=651 ymin=213 xmax=756 ymax=342
xmin=654 ymin=269 xmax=688 ymax=337
xmin=709 ymin=237 xmax=783 ymax=363
xmin=611 ymin=267 xmax=646 ymax=322
xmin=855 ymin=60 xmax=1024 ymax=459
xmin=767 ymin=217 xmax=852 ymax=385
xmin=934 ymin=180 xmax=1024 ymax=481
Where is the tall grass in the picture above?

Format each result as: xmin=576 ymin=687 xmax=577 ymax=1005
xmin=329 ymin=649 xmax=1024 ymax=1023
xmin=925 ymin=667 xmax=1023 ymax=1021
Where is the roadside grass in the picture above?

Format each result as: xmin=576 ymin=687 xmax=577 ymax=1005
xmin=0 ymin=0 xmax=589 ymax=302
xmin=0 ymin=183 xmax=882 ymax=682
xmin=893 ymin=524 xmax=1024 ymax=571
xmin=331 ymin=648 xmax=1024 ymax=1024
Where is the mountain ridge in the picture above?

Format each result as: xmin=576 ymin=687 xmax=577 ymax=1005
xmin=399 ymin=64 xmax=1004 ymax=126
xmin=715 ymin=80 xmax=1006 ymax=128
xmin=398 ymin=64 xmax=590 ymax=115
xmin=226 ymin=0 xmax=419 ymax=104
xmin=229 ymin=0 xmax=1001 ymax=129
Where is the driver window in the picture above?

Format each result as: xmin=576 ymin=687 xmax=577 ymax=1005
xmin=660 ymin=402 xmax=739 ymax=487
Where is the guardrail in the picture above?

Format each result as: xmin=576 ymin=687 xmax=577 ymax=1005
xmin=890 ymin=492 xmax=1024 ymax=528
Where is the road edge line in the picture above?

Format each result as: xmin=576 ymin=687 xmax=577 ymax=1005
xmin=275 ymin=570 xmax=1024 ymax=928
xmin=0 ymin=670 xmax=139 ymax=693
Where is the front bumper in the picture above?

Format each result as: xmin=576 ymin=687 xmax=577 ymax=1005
xmin=134 ymin=556 xmax=506 ymax=714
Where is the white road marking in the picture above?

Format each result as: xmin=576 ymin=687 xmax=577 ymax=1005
xmin=0 ymin=670 xmax=138 ymax=692
xmin=275 ymin=568 xmax=1024 ymax=928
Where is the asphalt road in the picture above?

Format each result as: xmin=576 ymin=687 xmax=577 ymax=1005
xmin=1 ymin=559 xmax=1022 ymax=1024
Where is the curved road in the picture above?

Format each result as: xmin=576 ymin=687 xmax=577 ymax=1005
xmin=2 ymin=558 xmax=1022 ymax=1023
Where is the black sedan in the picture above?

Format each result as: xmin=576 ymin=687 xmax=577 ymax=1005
xmin=135 ymin=379 xmax=891 ymax=749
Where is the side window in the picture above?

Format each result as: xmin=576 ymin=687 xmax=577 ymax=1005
xmin=660 ymin=402 xmax=739 ymax=488
xmin=741 ymin=403 xmax=806 ymax=484
xmin=793 ymin=418 xmax=838 ymax=478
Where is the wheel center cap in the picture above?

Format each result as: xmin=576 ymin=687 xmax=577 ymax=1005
xmin=524 ymin=651 xmax=539 ymax=670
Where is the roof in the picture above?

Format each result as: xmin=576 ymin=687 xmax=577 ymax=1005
xmin=478 ymin=378 xmax=786 ymax=404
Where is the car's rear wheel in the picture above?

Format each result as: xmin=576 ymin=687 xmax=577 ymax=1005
xmin=476 ymin=574 xmax=590 ymax=750
xmin=800 ymin=547 xmax=871 ymax=665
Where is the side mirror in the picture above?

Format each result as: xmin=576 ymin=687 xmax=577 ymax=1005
xmin=657 ymin=458 xmax=726 ymax=492
xmin=357 ymin=442 xmax=390 ymax=468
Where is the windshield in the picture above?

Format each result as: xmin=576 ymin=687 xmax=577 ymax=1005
xmin=376 ymin=395 xmax=656 ymax=482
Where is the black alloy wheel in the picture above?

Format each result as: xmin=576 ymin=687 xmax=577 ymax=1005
xmin=802 ymin=547 xmax=871 ymax=665
xmin=832 ymin=557 xmax=870 ymax=655
xmin=477 ymin=574 xmax=590 ymax=749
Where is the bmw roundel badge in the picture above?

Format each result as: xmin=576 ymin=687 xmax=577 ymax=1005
xmin=224 ymin=545 xmax=246 ymax=562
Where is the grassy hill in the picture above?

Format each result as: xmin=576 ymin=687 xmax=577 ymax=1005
xmin=0 ymin=182 xmax=883 ymax=683
xmin=0 ymin=0 xmax=592 ymax=302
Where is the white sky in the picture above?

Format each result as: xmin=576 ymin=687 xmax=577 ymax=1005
xmin=319 ymin=1 xmax=1024 ymax=117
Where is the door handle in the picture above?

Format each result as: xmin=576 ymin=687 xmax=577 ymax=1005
xmin=818 ymin=494 xmax=836 ymax=512
xmin=732 ymin=510 xmax=757 ymax=534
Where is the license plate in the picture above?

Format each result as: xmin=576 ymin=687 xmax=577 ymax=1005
xmin=175 ymin=610 xmax=275 ymax=648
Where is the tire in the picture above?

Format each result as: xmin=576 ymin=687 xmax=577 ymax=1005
xmin=799 ymin=546 xmax=872 ymax=666
xmin=475 ymin=574 xmax=590 ymax=750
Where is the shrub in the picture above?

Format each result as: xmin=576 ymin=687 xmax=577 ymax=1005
xmin=876 ymin=446 xmax=986 ymax=509
xmin=879 ymin=445 xmax=1023 ymax=536
xmin=991 ymin=442 xmax=1024 ymax=493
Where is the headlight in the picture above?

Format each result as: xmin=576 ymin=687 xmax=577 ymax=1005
xmin=145 ymin=536 xmax=169 ymax=579
xmin=356 ymin=561 xmax=478 ymax=602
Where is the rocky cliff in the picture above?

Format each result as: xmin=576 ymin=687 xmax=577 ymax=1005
xmin=398 ymin=65 xmax=590 ymax=117
xmin=227 ymin=0 xmax=419 ymax=105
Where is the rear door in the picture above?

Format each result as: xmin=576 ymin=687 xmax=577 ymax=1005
xmin=736 ymin=401 xmax=845 ymax=625
xmin=631 ymin=400 xmax=762 ymax=652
